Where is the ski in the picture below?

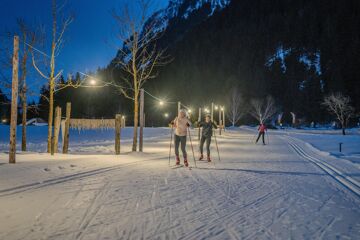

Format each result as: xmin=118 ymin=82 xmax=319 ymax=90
xmin=170 ymin=164 xmax=193 ymax=170
xmin=170 ymin=164 xmax=184 ymax=169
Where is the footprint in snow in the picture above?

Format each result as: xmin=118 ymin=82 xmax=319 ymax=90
xmin=44 ymin=168 xmax=51 ymax=172
xmin=58 ymin=166 xmax=65 ymax=170
xmin=70 ymin=164 xmax=77 ymax=168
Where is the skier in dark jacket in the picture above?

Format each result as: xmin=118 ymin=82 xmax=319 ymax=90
xmin=255 ymin=123 xmax=267 ymax=145
xmin=198 ymin=114 xmax=217 ymax=162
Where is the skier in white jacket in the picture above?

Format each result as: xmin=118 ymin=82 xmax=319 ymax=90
xmin=171 ymin=109 xmax=191 ymax=166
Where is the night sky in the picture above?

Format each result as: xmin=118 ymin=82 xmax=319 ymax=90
xmin=0 ymin=0 xmax=169 ymax=75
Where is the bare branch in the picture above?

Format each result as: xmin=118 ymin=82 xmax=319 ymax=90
xmin=250 ymin=96 xmax=277 ymax=124
xmin=227 ymin=88 xmax=245 ymax=126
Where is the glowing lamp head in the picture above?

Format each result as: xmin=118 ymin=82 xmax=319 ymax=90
xmin=188 ymin=109 xmax=192 ymax=113
xmin=220 ymin=107 xmax=224 ymax=111
xmin=159 ymin=101 xmax=164 ymax=106
xmin=215 ymin=106 xmax=218 ymax=110
xmin=89 ymin=79 xmax=97 ymax=85
xmin=164 ymin=113 xmax=169 ymax=118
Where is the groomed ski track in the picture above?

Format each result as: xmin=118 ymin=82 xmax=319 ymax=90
xmin=0 ymin=129 xmax=359 ymax=239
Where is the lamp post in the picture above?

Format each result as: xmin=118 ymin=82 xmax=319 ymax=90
xmin=221 ymin=106 xmax=225 ymax=132
xmin=211 ymin=102 xmax=214 ymax=122
xmin=218 ymin=106 xmax=222 ymax=135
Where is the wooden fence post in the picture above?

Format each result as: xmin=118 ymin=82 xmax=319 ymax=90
xmin=115 ymin=114 xmax=122 ymax=155
xmin=139 ymin=89 xmax=144 ymax=152
xmin=62 ymin=102 xmax=71 ymax=154
xmin=53 ymin=106 xmax=61 ymax=153
xmin=9 ymin=36 xmax=19 ymax=164
xmin=51 ymin=136 xmax=55 ymax=155
xmin=121 ymin=116 xmax=125 ymax=128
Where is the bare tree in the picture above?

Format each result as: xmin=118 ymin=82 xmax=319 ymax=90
xmin=227 ymin=88 xmax=245 ymax=127
xmin=31 ymin=0 xmax=74 ymax=153
xmin=250 ymin=95 xmax=277 ymax=124
xmin=111 ymin=0 xmax=169 ymax=151
xmin=17 ymin=19 xmax=38 ymax=151
xmin=322 ymin=93 xmax=355 ymax=135
xmin=0 ymin=21 xmax=39 ymax=151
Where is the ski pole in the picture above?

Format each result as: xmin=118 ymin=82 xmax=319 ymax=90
xmin=252 ymin=132 xmax=258 ymax=143
xmin=266 ymin=131 xmax=270 ymax=145
xmin=188 ymin=127 xmax=197 ymax=168
xmin=168 ymin=125 xmax=174 ymax=166
xmin=213 ymin=129 xmax=221 ymax=162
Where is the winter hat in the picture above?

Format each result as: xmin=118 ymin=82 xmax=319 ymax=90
xmin=179 ymin=109 xmax=187 ymax=114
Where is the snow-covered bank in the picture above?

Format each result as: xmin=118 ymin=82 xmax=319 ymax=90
xmin=0 ymin=128 xmax=359 ymax=239
xmin=240 ymin=126 xmax=360 ymax=164
xmin=0 ymin=125 xmax=170 ymax=153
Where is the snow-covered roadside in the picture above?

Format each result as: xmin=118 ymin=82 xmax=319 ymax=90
xmin=0 ymin=126 xmax=170 ymax=153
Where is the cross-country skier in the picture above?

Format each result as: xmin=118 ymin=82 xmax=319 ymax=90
xmin=255 ymin=123 xmax=267 ymax=145
xmin=197 ymin=114 xmax=217 ymax=162
xmin=171 ymin=109 xmax=191 ymax=167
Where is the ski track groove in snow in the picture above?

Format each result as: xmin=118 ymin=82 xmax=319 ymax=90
xmin=0 ymin=159 xmax=158 ymax=198
xmin=284 ymin=135 xmax=360 ymax=197
xmin=75 ymin=180 xmax=111 ymax=240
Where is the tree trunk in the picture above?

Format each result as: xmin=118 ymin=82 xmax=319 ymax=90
xmin=21 ymin=88 xmax=27 ymax=151
xmin=132 ymin=93 xmax=139 ymax=152
xmin=53 ymin=106 xmax=61 ymax=153
xmin=139 ymin=89 xmax=144 ymax=152
xmin=9 ymin=36 xmax=19 ymax=164
xmin=47 ymin=82 xmax=54 ymax=153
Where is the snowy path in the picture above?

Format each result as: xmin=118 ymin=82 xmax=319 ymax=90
xmin=0 ymin=129 xmax=359 ymax=239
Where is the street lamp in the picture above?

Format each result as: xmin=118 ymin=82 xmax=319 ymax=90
xmin=89 ymin=78 xmax=97 ymax=85
xmin=164 ymin=113 xmax=169 ymax=118
xmin=159 ymin=100 xmax=164 ymax=106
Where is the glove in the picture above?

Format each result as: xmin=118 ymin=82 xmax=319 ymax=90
xmin=170 ymin=121 xmax=174 ymax=125
xmin=186 ymin=123 xmax=190 ymax=127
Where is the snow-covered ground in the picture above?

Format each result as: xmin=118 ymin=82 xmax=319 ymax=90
xmin=0 ymin=125 xmax=169 ymax=153
xmin=278 ymin=128 xmax=360 ymax=164
xmin=0 ymin=127 xmax=360 ymax=239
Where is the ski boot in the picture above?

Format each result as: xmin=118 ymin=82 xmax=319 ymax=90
xmin=176 ymin=156 xmax=180 ymax=165
xmin=184 ymin=157 xmax=189 ymax=167
xmin=198 ymin=154 xmax=204 ymax=161
xmin=207 ymin=155 xmax=211 ymax=162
